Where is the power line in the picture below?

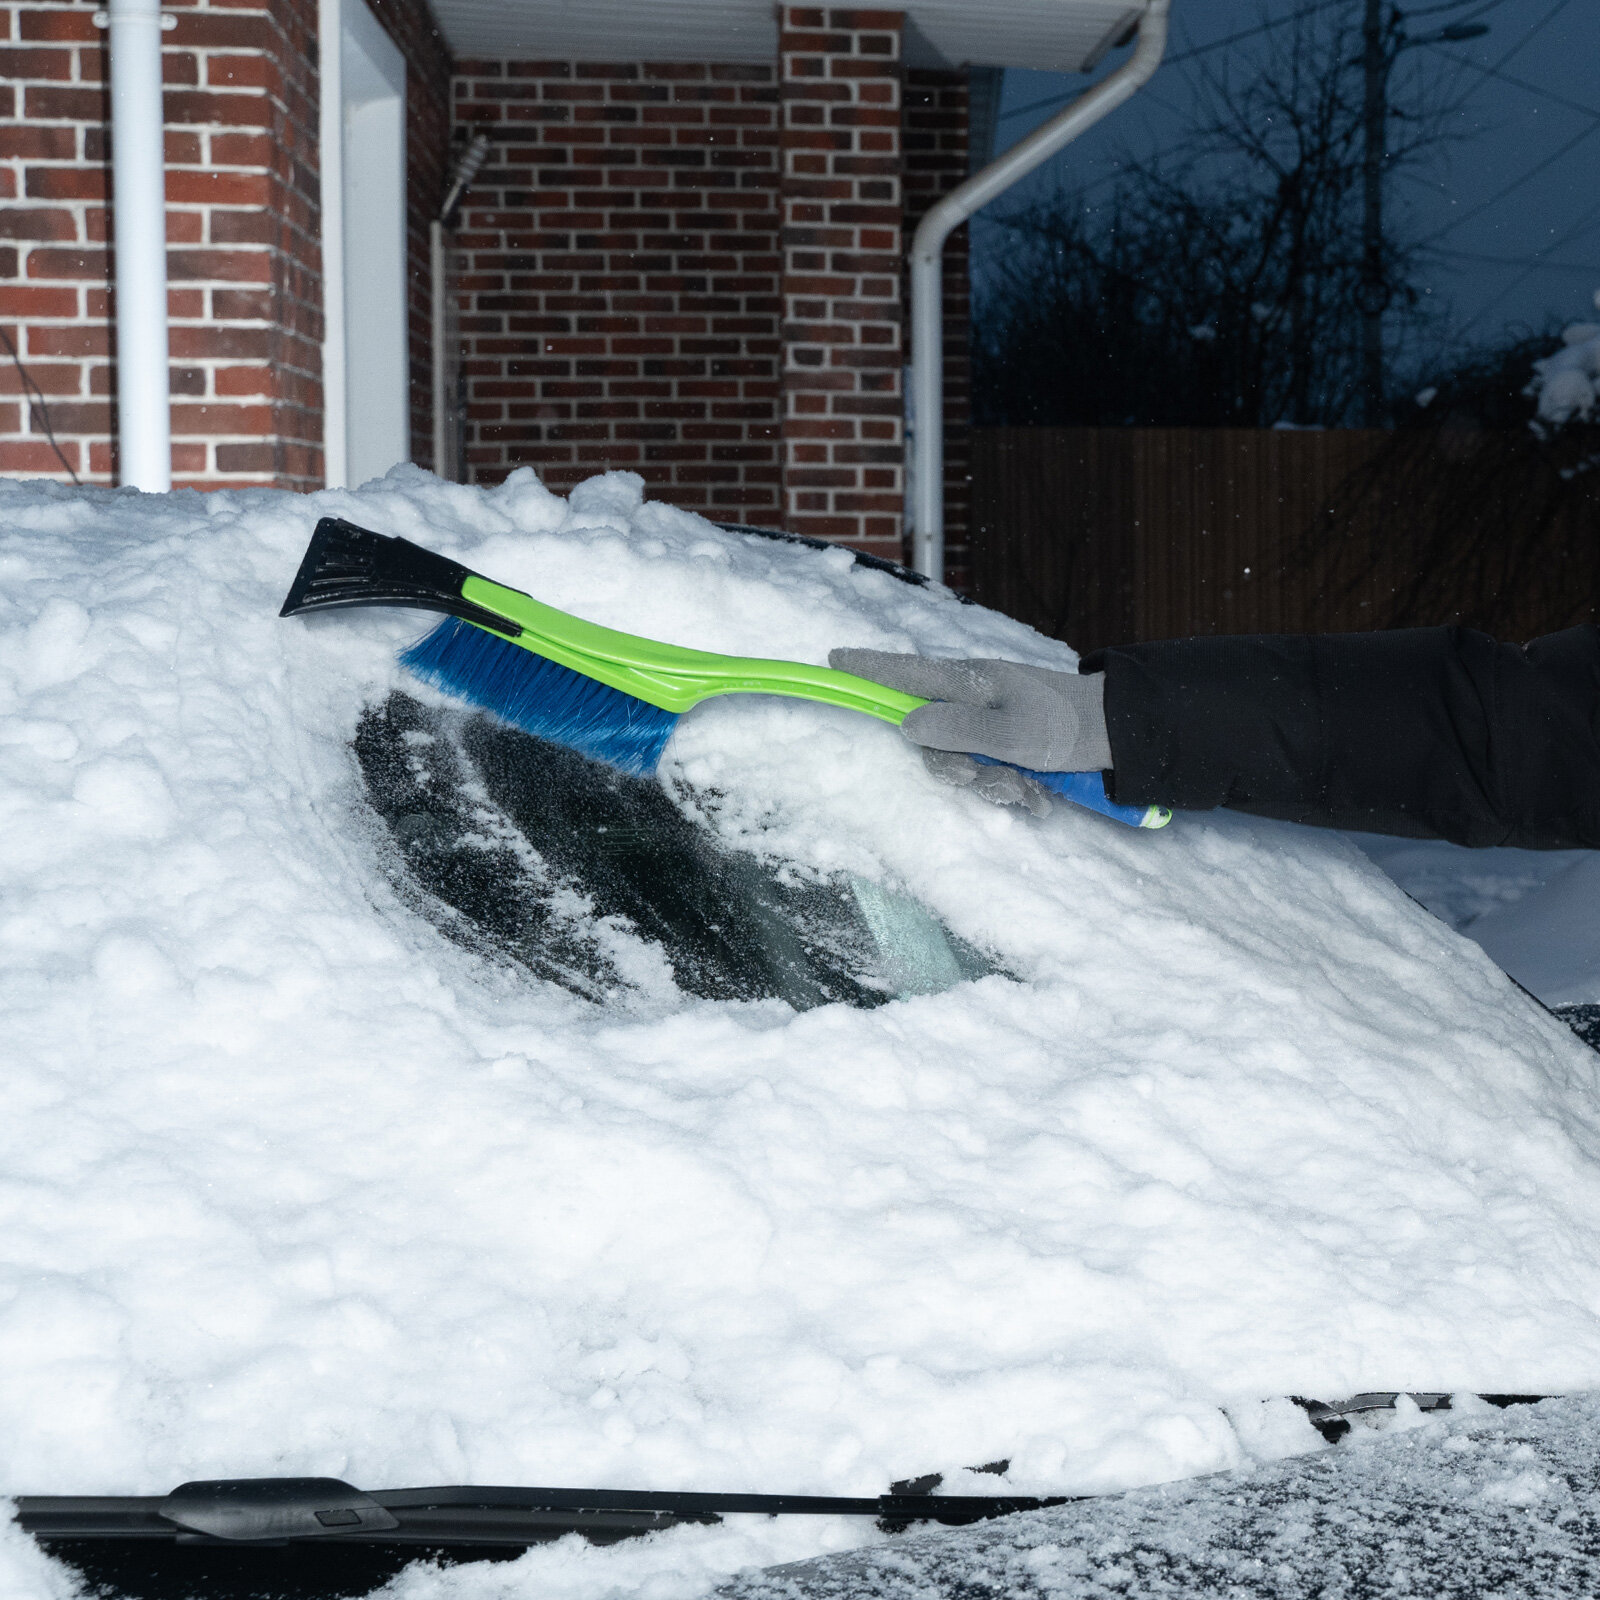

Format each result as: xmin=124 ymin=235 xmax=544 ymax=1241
xmin=1434 ymin=244 xmax=1597 ymax=270
xmin=1453 ymin=193 xmax=1600 ymax=338
xmin=1162 ymin=0 xmax=1349 ymax=67
xmin=982 ymin=0 xmax=1599 ymax=335
xmin=1432 ymin=0 xmax=1575 ymax=122
xmin=1435 ymin=49 xmax=1600 ymax=124
xmin=990 ymin=0 xmax=1587 ymax=269
xmin=998 ymin=0 xmax=1344 ymax=124
xmin=1475 ymin=0 xmax=1572 ymax=74
xmin=1416 ymin=116 xmax=1600 ymax=247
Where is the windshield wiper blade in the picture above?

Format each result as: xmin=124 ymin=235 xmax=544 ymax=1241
xmin=19 ymin=1397 xmax=1553 ymax=1552
xmin=14 ymin=1477 xmax=1075 ymax=1550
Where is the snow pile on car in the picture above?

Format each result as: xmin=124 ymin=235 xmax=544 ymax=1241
xmin=3 ymin=469 xmax=1600 ymax=1599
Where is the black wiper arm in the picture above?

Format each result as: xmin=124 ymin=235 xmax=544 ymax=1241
xmin=14 ymin=1477 xmax=1075 ymax=1550
xmin=24 ymin=1397 xmax=1549 ymax=1551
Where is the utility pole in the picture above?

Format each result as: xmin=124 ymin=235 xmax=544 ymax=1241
xmin=1358 ymin=4 xmax=1490 ymax=427
xmin=1360 ymin=0 xmax=1391 ymax=428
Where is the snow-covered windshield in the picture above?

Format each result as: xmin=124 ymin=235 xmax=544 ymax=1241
xmin=356 ymin=692 xmax=996 ymax=1008
xmin=5 ymin=467 xmax=1600 ymax=1600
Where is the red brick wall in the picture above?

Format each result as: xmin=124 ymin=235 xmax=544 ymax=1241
xmin=0 ymin=0 xmax=324 ymax=487
xmin=777 ymin=6 xmax=903 ymax=558
xmin=2 ymin=5 xmax=974 ymax=548
xmin=0 ymin=0 xmax=451 ymax=488
xmin=450 ymin=60 xmax=783 ymax=517
xmin=904 ymin=66 xmax=970 ymax=587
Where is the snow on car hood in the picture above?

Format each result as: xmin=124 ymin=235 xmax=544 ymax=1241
xmin=3 ymin=468 xmax=1600 ymax=1597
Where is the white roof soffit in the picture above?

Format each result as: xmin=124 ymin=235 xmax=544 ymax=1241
xmin=431 ymin=0 xmax=1148 ymax=74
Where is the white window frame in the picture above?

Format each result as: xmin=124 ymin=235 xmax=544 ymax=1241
xmin=319 ymin=0 xmax=408 ymax=488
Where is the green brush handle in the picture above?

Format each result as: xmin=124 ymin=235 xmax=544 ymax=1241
xmin=280 ymin=521 xmax=1167 ymax=826
xmin=465 ymin=575 xmax=925 ymax=724
xmin=464 ymin=575 xmax=1171 ymax=830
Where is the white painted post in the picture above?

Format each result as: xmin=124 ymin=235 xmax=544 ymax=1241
xmin=106 ymin=0 xmax=172 ymax=490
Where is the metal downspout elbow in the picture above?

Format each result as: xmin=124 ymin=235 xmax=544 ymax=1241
xmin=908 ymin=0 xmax=1171 ymax=581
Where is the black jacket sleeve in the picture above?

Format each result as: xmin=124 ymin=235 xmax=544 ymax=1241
xmin=1081 ymin=626 xmax=1600 ymax=849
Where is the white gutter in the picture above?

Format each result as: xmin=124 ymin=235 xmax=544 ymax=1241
xmin=907 ymin=0 xmax=1170 ymax=581
xmin=105 ymin=0 xmax=173 ymax=491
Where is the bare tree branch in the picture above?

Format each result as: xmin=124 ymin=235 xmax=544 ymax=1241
xmin=974 ymin=1 xmax=1463 ymax=428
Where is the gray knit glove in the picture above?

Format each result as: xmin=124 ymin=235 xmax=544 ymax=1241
xmin=829 ymin=650 xmax=1112 ymax=816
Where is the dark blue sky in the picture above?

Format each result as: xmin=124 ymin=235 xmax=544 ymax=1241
xmin=981 ymin=0 xmax=1599 ymax=368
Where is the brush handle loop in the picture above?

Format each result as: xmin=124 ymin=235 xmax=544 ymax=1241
xmin=969 ymin=756 xmax=1171 ymax=829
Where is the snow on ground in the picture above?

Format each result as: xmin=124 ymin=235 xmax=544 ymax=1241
xmin=1356 ymin=835 xmax=1600 ymax=1008
xmin=1468 ymin=857 xmax=1600 ymax=1008
xmin=4 ymin=469 xmax=1600 ymax=1599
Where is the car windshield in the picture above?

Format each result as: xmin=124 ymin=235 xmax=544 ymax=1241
xmin=355 ymin=692 xmax=997 ymax=1009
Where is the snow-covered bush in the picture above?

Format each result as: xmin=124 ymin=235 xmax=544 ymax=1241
xmin=1528 ymin=290 xmax=1600 ymax=428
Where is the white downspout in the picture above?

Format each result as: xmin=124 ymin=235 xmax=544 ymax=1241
xmin=908 ymin=0 xmax=1170 ymax=581
xmin=106 ymin=0 xmax=172 ymax=490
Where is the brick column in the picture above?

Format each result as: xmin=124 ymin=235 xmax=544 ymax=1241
xmin=0 ymin=0 xmax=449 ymax=489
xmin=778 ymin=7 xmax=903 ymax=557
xmin=903 ymin=67 xmax=971 ymax=587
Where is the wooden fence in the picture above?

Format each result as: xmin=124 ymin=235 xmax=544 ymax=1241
xmin=969 ymin=428 xmax=1401 ymax=653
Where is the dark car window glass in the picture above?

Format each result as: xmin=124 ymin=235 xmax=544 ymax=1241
xmin=354 ymin=693 xmax=995 ymax=1008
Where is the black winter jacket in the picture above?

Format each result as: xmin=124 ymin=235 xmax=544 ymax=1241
xmin=1082 ymin=626 xmax=1600 ymax=849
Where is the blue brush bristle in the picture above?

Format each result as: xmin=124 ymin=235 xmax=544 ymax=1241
xmin=399 ymin=616 xmax=680 ymax=777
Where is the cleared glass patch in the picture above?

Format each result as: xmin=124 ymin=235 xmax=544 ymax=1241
xmin=355 ymin=692 xmax=994 ymax=1009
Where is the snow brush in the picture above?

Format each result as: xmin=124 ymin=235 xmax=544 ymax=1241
xmin=280 ymin=518 xmax=1171 ymax=829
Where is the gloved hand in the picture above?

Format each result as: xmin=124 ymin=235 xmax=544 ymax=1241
xmin=829 ymin=649 xmax=1112 ymax=816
